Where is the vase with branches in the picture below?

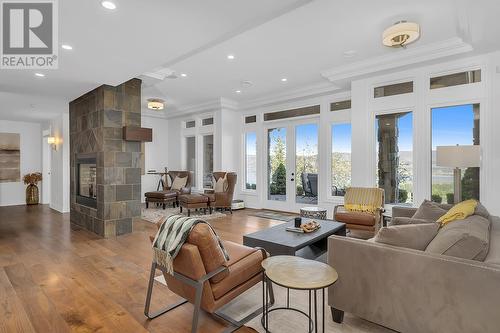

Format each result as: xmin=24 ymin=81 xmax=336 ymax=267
xmin=23 ymin=172 xmax=42 ymax=205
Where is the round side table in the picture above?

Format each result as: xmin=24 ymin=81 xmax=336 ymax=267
xmin=300 ymin=207 xmax=328 ymax=220
xmin=261 ymin=255 xmax=338 ymax=333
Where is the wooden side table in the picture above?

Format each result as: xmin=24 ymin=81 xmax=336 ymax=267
xmin=261 ymin=255 xmax=338 ymax=333
xmin=300 ymin=207 xmax=328 ymax=220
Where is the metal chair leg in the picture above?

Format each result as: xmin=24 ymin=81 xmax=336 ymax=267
xmin=144 ymin=262 xmax=188 ymax=319
xmin=191 ymin=281 xmax=203 ymax=333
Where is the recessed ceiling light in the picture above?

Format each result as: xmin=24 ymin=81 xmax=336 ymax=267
xmin=227 ymin=54 xmax=235 ymax=60
xmin=101 ymin=1 xmax=117 ymax=10
xmin=180 ymin=73 xmax=187 ymax=77
xmin=235 ymin=90 xmax=241 ymax=94
xmin=35 ymin=73 xmax=45 ymax=77
xmin=61 ymin=44 xmax=73 ymax=50
xmin=281 ymin=78 xmax=288 ymax=82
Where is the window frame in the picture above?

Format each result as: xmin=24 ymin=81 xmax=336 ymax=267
xmin=242 ymin=130 xmax=258 ymax=193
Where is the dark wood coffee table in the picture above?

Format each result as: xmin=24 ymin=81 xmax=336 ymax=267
xmin=243 ymin=218 xmax=346 ymax=260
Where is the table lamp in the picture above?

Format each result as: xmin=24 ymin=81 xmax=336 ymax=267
xmin=436 ymin=145 xmax=480 ymax=204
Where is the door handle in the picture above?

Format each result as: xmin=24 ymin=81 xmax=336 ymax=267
xmin=290 ymin=178 xmax=294 ymax=182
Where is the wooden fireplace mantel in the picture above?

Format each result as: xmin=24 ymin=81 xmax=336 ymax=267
xmin=122 ymin=126 xmax=153 ymax=142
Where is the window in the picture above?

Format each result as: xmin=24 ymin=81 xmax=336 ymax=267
xmin=431 ymin=104 xmax=480 ymax=204
xmin=185 ymin=136 xmax=196 ymax=187
xmin=202 ymin=135 xmax=214 ymax=188
xmin=295 ymin=123 xmax=318 ymax=204
xmin=430 ymin=70 xmax=481 ymax=90
xmin=331 ymin=123 xmax=352 ymax=197
xmin=245 ymin=115 xmax=257 ymax=124
xmin=185 ymin=120 xmax=196 ymax=128
xmin=376 ymin=111 xmax=413 ymax=204
xmin=245 ymin=132 xmax=257 ymax=190
xmin=202 ymin=117 xmax=214 ymax=126
xmin=374 ymin=81 xmax=413 ymax=98
xmin=267 ymin=128 xmax=286 ymax=201
xmin=264 ymin=105 xmax=320 ymax=121
xmin=330 ymin=100 xmax=351 ymax=112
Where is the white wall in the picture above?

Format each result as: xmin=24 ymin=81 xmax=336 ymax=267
xmin=0 ymin=120 xmax=42 ymax=206
xmin=49 ymin=114 xmax=70 ymax=213
xmin=141 ymin=115 xmax=169 ymax=201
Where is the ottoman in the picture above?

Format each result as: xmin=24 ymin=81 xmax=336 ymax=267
xmin=145 ymin=190 xmax=177 ymax=209
xmin=179 ymin=194 xmax=210 ymax=216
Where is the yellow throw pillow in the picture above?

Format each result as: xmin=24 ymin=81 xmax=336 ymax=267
xmin=437 ymin=199 xmax=478 ymax=226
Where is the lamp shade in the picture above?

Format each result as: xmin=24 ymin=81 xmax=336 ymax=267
xmin=436 ymin=145 xmax=480 ymax=168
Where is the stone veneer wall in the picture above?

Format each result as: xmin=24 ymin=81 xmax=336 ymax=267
xmin=70 ymin=79 xmax=142 ymax=237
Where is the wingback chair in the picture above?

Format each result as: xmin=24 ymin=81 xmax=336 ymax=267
xmin=334 ymin=187 xmax=385 ymax=237
xmin=145 ymin=223 xmax=274 ymax=333
xmin=145 ymin=171 xmax=192 ymax=209
xmin=204 ymin=172 xmax=237 ymax=213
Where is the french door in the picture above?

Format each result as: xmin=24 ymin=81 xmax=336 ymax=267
xmin=264 ymin=118 xmax=319 ymax=211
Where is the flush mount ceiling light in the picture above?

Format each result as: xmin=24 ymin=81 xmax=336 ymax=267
xmin=281 ymin=78 xmax=288 ymax=82
xmin=147 ymin=98 xmax=164 ymax=110
xmin=227 ymin=54 xmax=235 ymax=60
xmin=383 ymin=21 xmax=420 ymax=48
xmin=235 ymin=90 xmax=242 ymax=94
xmin=61 ymin=44 xmax=73 ymax=50
xmin=34 ymin=73 xmax=45 ymax=77
xmin=101 ymin=1 xmax=117 ymax=10
xmin=180 ymin=73 xmax=187 ymax=77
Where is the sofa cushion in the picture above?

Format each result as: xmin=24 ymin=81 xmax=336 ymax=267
xmin=425 ymin=215 xmax=491 ymax=261
xmin=412 ymin=200 xmax=447 ymax=221
xmin=214 ymin=175 xmax=228 ymax=193
xmin=391 ymin=216 xmax=436 ymax=226
xmin=335 ymin=210 xmax=375 ymax=226
xmin=474 ymin=202 xmax=490 ymax=220
xmin=171 ymin=176 xmax=187 ymax=190
xmin=374 ymin=223 xmax=440 ymax=250
xmin=484 ymin=216 xmax=500 ymax=267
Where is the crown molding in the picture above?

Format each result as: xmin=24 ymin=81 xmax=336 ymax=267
xmin=239 ymin=81 xmax=342 ymax=110
xmin=321 ymin=37 xmax=473 ymax=82
xmin=161 ymin=98 xmax=240 ymax=119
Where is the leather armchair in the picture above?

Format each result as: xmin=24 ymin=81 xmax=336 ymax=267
xmin=204 ymin=172 xmax=237 ymax=213
xmin=145 ymin=223 xmax=273 ymax=333
xmin=145 ymin=171 xmax=192 ymax=208
xmin=334 ymin=187 xmax=385 ymax=238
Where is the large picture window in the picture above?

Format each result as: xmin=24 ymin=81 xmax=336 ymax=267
xmin=185 ymin=136 xmax=196 ymax=187
xmin=202 ymin=135 xmax=214 ymax=189
xmin=331 ymin=123 xmax=351 ymax=197
xmin=431 ymin=104 xmax=480 ymax=204
xmin=245 ymin=132 xmax=257 ymax=190
xmin=376 ymin=112 xmax=413 ymax=204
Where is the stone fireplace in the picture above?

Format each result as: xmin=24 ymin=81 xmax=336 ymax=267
xmin=69 ymin=79 xmax=143 ymax=237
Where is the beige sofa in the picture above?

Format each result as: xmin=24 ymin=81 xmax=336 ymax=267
xmin=328 ymin=208 xmax=500 ymax=333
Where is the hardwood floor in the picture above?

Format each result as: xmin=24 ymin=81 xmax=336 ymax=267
xmin=0 ymin=204 xmax=282 ymax=333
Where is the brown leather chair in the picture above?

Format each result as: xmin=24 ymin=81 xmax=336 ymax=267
xmin=204 ymin=172 xmax=237 ymax=213
xmin=145 ymin=223 xmax=274 ymax=333
xmin=145 ymin=171 xmax=192 ymax=209
xmin=334 ymin=187 xmax=385 ymax=238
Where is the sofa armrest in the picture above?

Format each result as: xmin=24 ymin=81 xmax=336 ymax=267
xmin=328 ymin=235 xmax=500 ymax=333
xmin=391 ymin=206 xmax=417 ymax=218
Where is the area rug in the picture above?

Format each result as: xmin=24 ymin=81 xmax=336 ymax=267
xmin=154 ymin=276 xmax=393 ymax=332
xmin=141 ymin=206 xmax=226 ymax=224
xmin=248 ymin=210 xmax=298 ymax=222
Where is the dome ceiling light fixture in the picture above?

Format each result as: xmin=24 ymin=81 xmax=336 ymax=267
xmin=147 ymin=98 xmax=165 ymax=110
xmin=383 ymin=21 xmax=420 ymax=48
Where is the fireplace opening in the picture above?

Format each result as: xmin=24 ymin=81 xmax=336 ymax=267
xmin=76 ymin=155 xmax=97 ymax=208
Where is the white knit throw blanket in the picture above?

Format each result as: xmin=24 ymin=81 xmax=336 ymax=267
xmin=152 ymin=215 xmax=229 ymax=275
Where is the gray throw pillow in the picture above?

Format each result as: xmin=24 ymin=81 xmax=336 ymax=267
xmin=412 ymin=200 xmax=447 ymax=221
xmin=474 ymin=202 xmax=490 ymax=220
xmin=374 ymin=223 xmax=440 ymax=250
xmin=391 ymin=217 xmax=435 ymax=226
xmin=425 ymin=215 xmax=491 ymax=261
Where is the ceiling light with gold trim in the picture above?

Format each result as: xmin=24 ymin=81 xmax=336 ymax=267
xmin=147 ymin=98 xmax=165 ymax=110
xmin=383 ymin=21 xmax=420 ymax=48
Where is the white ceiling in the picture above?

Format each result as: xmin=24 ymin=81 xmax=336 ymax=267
xmin=1 ymin=0 xmax=499 ymax=122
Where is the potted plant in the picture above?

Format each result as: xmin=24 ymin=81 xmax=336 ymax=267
xmin=23 ymin=172 xmax=42 ymax=205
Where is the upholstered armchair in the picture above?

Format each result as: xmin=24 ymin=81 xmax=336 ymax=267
xmin=334 ymin=187 xmax=385 ymax=237
xmin=145 ymin=223 xmax=273 ymax=333
xmin=145 ymin=171 xmax=192 ymax=209
xmin=204 ymin=172 xmax=237 ymax=213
